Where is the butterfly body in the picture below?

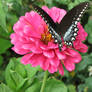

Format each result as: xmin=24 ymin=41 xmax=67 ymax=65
xmin=32 ymin=2 xmax=89 ymax=51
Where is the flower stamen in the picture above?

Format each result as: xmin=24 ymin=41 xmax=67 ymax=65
xmin=41 ymin=25 xmax=52 ymax=44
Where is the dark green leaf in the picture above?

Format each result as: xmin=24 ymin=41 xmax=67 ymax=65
xmin=0 ymin=38 xmax=11 ymax=54
xmin=0 ymin=55 xmax=3 ymax=67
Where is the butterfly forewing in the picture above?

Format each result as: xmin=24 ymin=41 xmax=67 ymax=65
xmin=32 ymin=4 xmax=57 ymax=30
xmin=57 ymin=2 xmax=89 ymax=43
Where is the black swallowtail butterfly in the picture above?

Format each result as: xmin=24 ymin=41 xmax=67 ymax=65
xmin=32 ymin=2 xmax=89 ymax=51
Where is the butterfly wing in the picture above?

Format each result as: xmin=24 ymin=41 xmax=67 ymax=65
xmin=32 ymin=4 xmax=64 ymax=51
xmin=57 ymin=2 xmax=89 ymax=45
xmin=32 ymin=4 xmax=57 ymax=30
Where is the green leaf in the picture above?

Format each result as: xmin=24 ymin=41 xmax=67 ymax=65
xmin=7 ymin=13 xmax=18 ymax=25
xmin=67 ymin=85 xmax=76 ymax=92
xmin=10 ymin=70 xmax=28 ymax=91
xmin=5 ymin=57 xmax=40 ymax=91
xmin=44 ymin=0 xmax=54 ymax=7
xmin=0 ymin=70 xmax=5 ymax=83
xmin=0 ymin=55 xmax=3 ymax=67
xmin=44 ymin=78 xmax=67 ymax=92
xmin=15 ymin=60 xmax=27 ymax=78
xmin=85 ymin=77 xmax=92 ymax=92
xmin=22 ymin=64 xmax=40 ymax=89
xmin=25 ymin=79 xmax=41 ymax=92
xmin=68 ymin=0 xmax=90 ymax=10
xmin=16 ymin=0 xmax=22 ymax=5
xmin=78 ymin=84 xmax=86 ymax=92
xmin=6 ymin=0 xmax=22 ymax=5
xmin=75 ymin=53 xmax=92 ymax=72
xmin=0 ymin=0 xmax=7 ymax=32
xmin=85 ymin=19 xmax=92 ymax=44
xmin=87 ymin=53 xmax=92 ymax=65
xmin=53 ymin=0 xmax=71 ymax=5
xmin=85 ymin=77 xmax=92 ymax=87
xmin=5 ymin=58 xmax=27 ymax=91
xmin=5 ymin=59 xmax=17 ymax=90
xmin=25 ymin=64 xmax=40 ymax=78
xmin=0 ymin=83 xmax=13 ymax=92
xmin=26 ymin=78 xmax=67 ymax=92
xmin=0 ymin=38 xmax=11 ymax=54
xmin=16 ymin=57 xmax=40 ymax=78
xmin=75 ymin=55 xmax=89 ymax=71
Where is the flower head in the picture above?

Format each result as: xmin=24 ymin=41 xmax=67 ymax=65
xmin=10 ymin=6 xmax=88 ymax=75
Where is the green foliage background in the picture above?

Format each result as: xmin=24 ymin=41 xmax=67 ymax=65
xmin=0 ymin=0 xmax=92 ymax=92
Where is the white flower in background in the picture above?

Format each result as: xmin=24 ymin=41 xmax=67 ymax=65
xmin=88 ymin=66 xmax=92 ymax=76
xmin=6 ymin=2 xmax=13 ymax=10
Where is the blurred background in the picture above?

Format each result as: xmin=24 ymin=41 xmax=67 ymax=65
xmin=0 ymin=0 xmax=92 ymax=92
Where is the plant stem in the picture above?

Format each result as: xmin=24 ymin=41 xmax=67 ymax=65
xmin=40 ymin=71 xmax=48 ymax=92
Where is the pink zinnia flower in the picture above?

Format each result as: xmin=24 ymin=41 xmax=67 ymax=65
xmin=10 ymin=6 xmax=88 ymax=75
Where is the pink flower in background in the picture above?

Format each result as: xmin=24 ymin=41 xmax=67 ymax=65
xmin=10 ymin=6 xmax=88 ymax=75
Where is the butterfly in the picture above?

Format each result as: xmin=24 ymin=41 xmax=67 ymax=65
xmin=32 ymin=2 xmax=89 ymax=51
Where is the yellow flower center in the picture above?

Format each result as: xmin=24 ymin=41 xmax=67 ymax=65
xmin=41 ymin=25 xmax=52 ymax=44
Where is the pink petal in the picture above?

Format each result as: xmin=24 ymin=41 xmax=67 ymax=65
xmin=43 ymin=50 xmax=55 ymax=58
xmin=77 ymin=23 xmax=88 ymax=41
xmin=12 ymin=44 xmax=30 ymax=55
xmin=42 ymin=6 xmax=50 ymax=14
xmin=48 ymin=64 xmax=58 ymax=73
xmin=30 ymin=54 xmax=44 ymax=67
xmin=78 ymin=43 xmax=88 ymax=53
xmin=10 ymin=33 xmax=18 ymax=44
xmin=66 ymin=48 xmax=80 ymax=57
xmin=55 ymin=49 xmax=66 ymax=60
xmin=22 ymin=43 xmax=42 ymax=53
xmin=58 ymin=64 xmax=64 ymax=75
xmin=66 ymin=55 xmax=81 ymax=63
xmin=40 ymin=58 xmax=50 ymax=70
xmin=47 ymin=57 xmax=60 ymax=67
xmin=39 ymin=41 xmax=58 ymax=50
xmin=50 ymin=7 xmax=66 ymax=23
xmin=21 ymin=53 xmax=34 ymax=65
xmin=74 ymin=40 xmax=88 ymax=53
xmin=63 ymin=59 xmax=75 ymax=72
